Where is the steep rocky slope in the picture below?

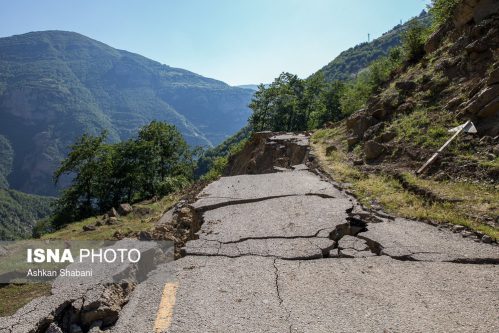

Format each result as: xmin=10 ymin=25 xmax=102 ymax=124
xmin=312 ymin=0 xmax=498 ymax=239
xmin=345 ymin=0 xmax=498 ymax=179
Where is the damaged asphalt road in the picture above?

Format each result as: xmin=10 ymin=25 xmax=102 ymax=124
xmin=2 ymin=134 xmax=498 ymax=333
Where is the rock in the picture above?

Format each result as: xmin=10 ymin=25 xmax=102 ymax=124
xmin=325 ymin=145 xmax=337 ymax=156
xmin=113 ymin=231 xmax=124 ymax=240
xmin=371 ymin=108 xmax=388 ymax=120
xmin=138 ymin=231 xmax=153 ymax=241
xmin=106 ymin=217 xmax=119 ymax=225
xmin=363 ymin=140 xmax=385 ymax=160
xmin=461 ymin=231 xmax=474 ymax=238
xmin=473 ymin=0 xmax=499 ymax=23
xmin=108 ymin=207 xmax=119 ymax=218
xmin=95 ymin=221 xmax=103 ymax=227
xmin=46 ymin=323 xmax=63 ymax=333
xmin=70 ymin=324 xmax=83 ymax=333
xmin=364 ymin=122 xmax=384 ymax=140
xmin=486 ymin=152 xmax=496 ymax=160
xmin=376 ymin=131 xmax=396 ymax=143
xmin=346 ymin=111 xmax=378 ymax=139
xmin=487 ymin=66 xmax=499 ymax=85
xmin=347 ymin=135 xmax=359 ymax=147
xmin=425 ymin=22 xmax=451 ymax=53
xmin=118 ymin=203 xmax=133 ymax=216
xmin=395 ymin=80 xmax=417 ymax=92
xmin=353 ymin=159 xmax=364 ymax=166
xmin=477 ymin=97 xmax=499 ymax=118
xmin=481 ymin=235 xmax=492 ymax=243
xmin=465 ymin=40 xmax=488 ymax=53
xmin=83 ymin=225 xmax=97 ymax=232
xmin=453 ymin=0 xmax=479 ymax=28
xmin=452 ymin=225 xmax=465 ymax=233
xmin=464 ymin=85 xmax=499 ymax=115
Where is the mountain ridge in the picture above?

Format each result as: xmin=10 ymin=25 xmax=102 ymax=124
xmin=0 ymin=30 xmax=253 ymax=196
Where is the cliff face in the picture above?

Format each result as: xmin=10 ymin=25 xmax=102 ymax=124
xmin=345 ymin=0 xmax=498 ymax=182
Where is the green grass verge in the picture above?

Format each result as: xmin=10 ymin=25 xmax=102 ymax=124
xmin=0 ymin=283 xmax=51 ymax=317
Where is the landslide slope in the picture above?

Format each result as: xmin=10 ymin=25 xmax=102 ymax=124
xmin=313 ymin=0 xmax=499 ymax=238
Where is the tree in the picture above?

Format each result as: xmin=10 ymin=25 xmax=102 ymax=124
xmin=136 ymin=121 xmax=193 ymax=197
xmin=52 ymin=121 xmax=194 ymax=226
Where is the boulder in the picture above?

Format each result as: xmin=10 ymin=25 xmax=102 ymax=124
xmin=138 ymin=231 xmax=153 ymax=241
xmin=487 ymin=66 xmax=499 ymax=85
xmin=347 ymin=135 xmax=359 ymax=147
xmin=395 ymin=80 xmax=417 ymax=92
xmin=83 ymin=225 xmax=97 ymax=232
xmin=481 ymin=235 xmax=492 ymax=243
xmin=106 ymin=217 xmax=119 ymax=225
xmin=473 ymin=0 xmax=499 ymax=23
xmin=464 ymin=85 xmax=499 ymax=114
xmin=364 ymin=140 xmax=386 ymax=160
xmin=424 ymin=22 xmax=451 ymax=53
xmin=376 ymin=131 xmax=397 ymax=143
xmin=465 ymin=40 xmax=488 ymax=53
xmin=346 ymin=111 xmax=378 ymax=139
xmin=108 ymin=207 xmax=119 ymax=218
xmin=118 ymin=203 xmax=133 ymax=216
xmin=453 ymin=0 xmax=479 ymax=28
xmin=477 ymin=97 xmax=499 ymax=118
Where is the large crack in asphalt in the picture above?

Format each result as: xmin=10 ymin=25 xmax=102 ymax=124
xmin=194 ymin=192 xmax=337 ymax=213
xmin=183 ymin=202 xmax=499 ymax=265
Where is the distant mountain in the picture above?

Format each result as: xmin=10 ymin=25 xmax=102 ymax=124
xmin=0 ymin=31 xmax=253 ymax=196
xmin=317 ymin=11 xmax=430 ymax=81
xmin=236 ymin=84 xmax=269 ymax=91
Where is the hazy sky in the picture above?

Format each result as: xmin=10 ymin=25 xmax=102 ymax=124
xmin=0 ymin=0 xmax=430 ymax=85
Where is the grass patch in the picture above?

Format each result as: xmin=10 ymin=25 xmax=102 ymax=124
xmin=42 ymin=195 xmax=178 ymax=240
xmin=0 ymin=283 xmax=51 ymax=317
xmin=388 ymin=108 xmax=459 ymax=149
xmin=312 ymin=126 xmax=499 ymax=240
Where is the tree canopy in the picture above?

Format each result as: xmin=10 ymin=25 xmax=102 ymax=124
xmin=52 ymin=121 xmax=194 ymax=226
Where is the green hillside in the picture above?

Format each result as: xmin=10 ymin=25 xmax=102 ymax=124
xmin=0 ymin=31 xmax=253 ymax=196
xmin=0 ymin=188 xmax=55 ymax=239
xmin=317 ymin=11 xmax=430 ymax=81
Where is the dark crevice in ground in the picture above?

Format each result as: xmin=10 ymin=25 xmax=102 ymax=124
xmin=210 ymin=230 xmax=333 ymax=245
xmin=194 ymin=192 xmax=337 ymax=213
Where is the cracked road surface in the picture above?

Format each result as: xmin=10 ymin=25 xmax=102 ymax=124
xmin=2 ymin=136 xmax=498 ymax=333
xmin=149 ymin=169 xmax=497 ymax=332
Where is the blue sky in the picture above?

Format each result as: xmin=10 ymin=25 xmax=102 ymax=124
xmin=0 ymin=0 xmax=430 ymax=85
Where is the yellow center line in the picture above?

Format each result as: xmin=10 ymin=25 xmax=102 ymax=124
xmin=154 ymin=282 xmax=178 ymax=332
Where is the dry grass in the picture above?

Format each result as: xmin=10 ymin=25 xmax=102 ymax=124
xmin=312 ymin=127 xmax=499 ymax=240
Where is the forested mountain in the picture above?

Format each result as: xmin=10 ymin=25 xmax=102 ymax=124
xmin=317 ymin=11 xmax=430 ymax=81
xmin=0 ymin=31 xmax=253 ymax=196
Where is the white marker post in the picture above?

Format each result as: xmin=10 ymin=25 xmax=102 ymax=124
xmin=416 ymin=120 xmax=477 ymax=175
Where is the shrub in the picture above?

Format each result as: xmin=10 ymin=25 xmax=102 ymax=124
xmin=402 ymin=19 xmax=427 ymax=62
